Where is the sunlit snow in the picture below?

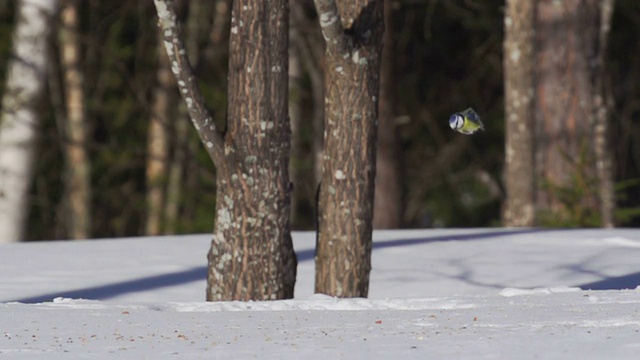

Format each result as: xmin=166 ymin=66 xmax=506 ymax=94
xmin=1 ymin=229 xmax=640 ymax=359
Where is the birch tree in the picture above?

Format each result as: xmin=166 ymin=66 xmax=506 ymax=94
xmin=0 ymin=0 xmax=59 ymax=243
xmin=153 ymin=0 xmax=296 ymax=300
xmin=312 ymin=0 xmax=384 ymax=297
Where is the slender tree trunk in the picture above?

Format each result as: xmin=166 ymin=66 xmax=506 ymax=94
xmin=0 ymin=0 xmax=59 ymax=243
xmin=373 ymin=0 xmax=401 ymax=229
xmin=502 ymin=0 xmax=536 ymax=227
xmin=47 ymin=39 xmax=68 ymax=239
xmin=164 ymin=0 xmax=208 ymax=235
xmin=311 ymin=76 xmax=324 ymax=189
xmin=593 ymin=0 xmax=615 ymax=227
xmin=291 ymin=1 xmax=325 ymax=188
xmin=164 ymin=115 xmax=186 ymax=234
xmin=154 ymin=0 xmax=296 ymax=301
xmin=145 ymin=34 xmax=172 ymax=236
xmin=59 ymin=0 xmax=91 ymax=239
xmin=534 ymin=0 xmax=615 ymax=226
xmin=313 ymin=0 xmax=384 ymax=297
xmin=288 ymin=30 xmax=303 ymax=228
xmin=209 ymin=0 xmax=230 ymax=48
xmin=289 ymin=1 xmax=326 ymax=229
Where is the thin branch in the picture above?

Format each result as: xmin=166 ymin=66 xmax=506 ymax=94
xmin=598 ymin=0 xmax=614 ymax=64
xmin=152 ymin=0 xmax=224 ymax=164
xmin=312 ymin=0 xmax=348 ymax=54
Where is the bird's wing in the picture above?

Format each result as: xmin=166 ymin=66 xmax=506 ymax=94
xmin=463 ymin=108 xmax=481 ymax=123
xmin=463 ymin=108 xmax=485 ymax=132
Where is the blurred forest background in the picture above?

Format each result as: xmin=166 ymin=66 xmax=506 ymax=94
xmin=0 ymin=0 xmax=639 ymax=241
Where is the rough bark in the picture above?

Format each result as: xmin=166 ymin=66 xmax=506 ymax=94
xmin=153 ymin=0 xmax=296 ymax=300
xmin=0 ymin=0 xmax=59 ymax=243
xmin=145 ymin=34 xmax=172 ymax=236
xmin=373 ymin=0 xmax=401 ymax=229
xmin=502 ymin=0 xmax=536 ymax=227
xmin=312 ymin=0 xmax=384 ymax=297
xmin=59 ymin=0 xmax=91 ymax=239
xmin=534 ymin=0 xmax=614 ymax=226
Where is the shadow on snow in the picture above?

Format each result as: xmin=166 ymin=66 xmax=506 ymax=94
xmin=9 ymin=266 xmax=207 ymax=303
xmin=578 ymin=272 xmax=640 ymax=291
xmin=295 ymin=228 xmax=542 ymax=262
xmin=10 ymin=228 xmax=638 ymax=303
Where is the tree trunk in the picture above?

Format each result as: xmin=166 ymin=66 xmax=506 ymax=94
xmin=153 ymin=0 xmax=296 ymax=301
xmin=164 ymin=0 xmax=208 ymax=235
xmin=534 ymin=0 xmax=614 ymax=226
xmin=312 ymin=0 xmax=384 ymax=297
xmin=289 ymin=2 xmax=327 ymax=229
xmin=59 ymin=0 xmax=91 ymax=240
xmin=592 ymin=0 xmax=615 ymax=228
xmin=145 ymin=34 xmax=172 ymax=236
xmin=208 ymin=0 xmax=296 ymax=300
xmin=164 ymin=114 xmax=186 ymax=234
xmin=0 ymin=0 xmax=59 ymax=243
xmin=291 ymin=0 xmax=325 ymax=201
xmin=502 ymin=0 xmax=536 ymax=227
xmin=288 ymin=29 xmax=304 ymax=228
xmin=373 ymin=0 xmax=401 ymax=229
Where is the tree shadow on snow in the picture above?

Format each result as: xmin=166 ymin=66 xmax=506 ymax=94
xmin=10 ymin=228 xmax=550 ymax=303
xmin=295 ymin=228 xmax=546 ymax=262
xmin=562 ymin=254 xmax=640 ymax=290
xmin=578 ymin=272 xmax=640 ymax=290
xmin=9 ymin=266 xmax=207 ymax=303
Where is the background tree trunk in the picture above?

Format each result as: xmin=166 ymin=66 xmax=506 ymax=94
xmin=288 ymin=27 xmax=304 ymax=228
xmin=153 ymin=0 xmax=296 ymax=300
xmin=164 ymin=115 xmax=186 ymax=235
xmin=502 ymin=0 xmax=536 ymax=227
xmin=289 ymin=1 xmax=326 ymax=230
xmin=592 ymin=0 xmax=615 ymax=228
xmin=145 ymin=34 xmax=172 ymax=236
xmin=534 ymin=0 xmax=614 ymax=226
xmin=0 ymin=0 xmax=59 ymax=243
xmin=313 ymin=0 xmax=384 ymax=297
xmin=373 ymin=0 xmax=401 ymax=229
xmin=164 ymin=0 xmax=208 ymax=235
xmin=59 ymin=0 xmax=91 ymax=240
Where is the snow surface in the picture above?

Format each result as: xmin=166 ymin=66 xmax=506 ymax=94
xmin=1 ymin=228 xmax=640 ymax=359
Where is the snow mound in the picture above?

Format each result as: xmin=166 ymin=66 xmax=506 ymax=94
xmin=171 ymin=296 xmax=476 ymax=312
xmin=603 ymin=237 xmax=640 ymax=248
xmin=499 ymin=286 xmax=582 ymax=297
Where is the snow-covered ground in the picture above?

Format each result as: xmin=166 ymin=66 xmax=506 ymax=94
xmin=1 ymin=228 xmax=640 ymax=359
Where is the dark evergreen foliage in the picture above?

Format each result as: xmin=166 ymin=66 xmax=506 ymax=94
xmin=0 ymin=0 xmax=638 ymax=240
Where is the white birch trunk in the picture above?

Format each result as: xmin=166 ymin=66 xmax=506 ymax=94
xmin=0 ymin=0 xmax=58 ymax=243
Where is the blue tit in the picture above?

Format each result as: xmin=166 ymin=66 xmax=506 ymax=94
xmin=449 ymin=107 xmax=485 ymax=135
